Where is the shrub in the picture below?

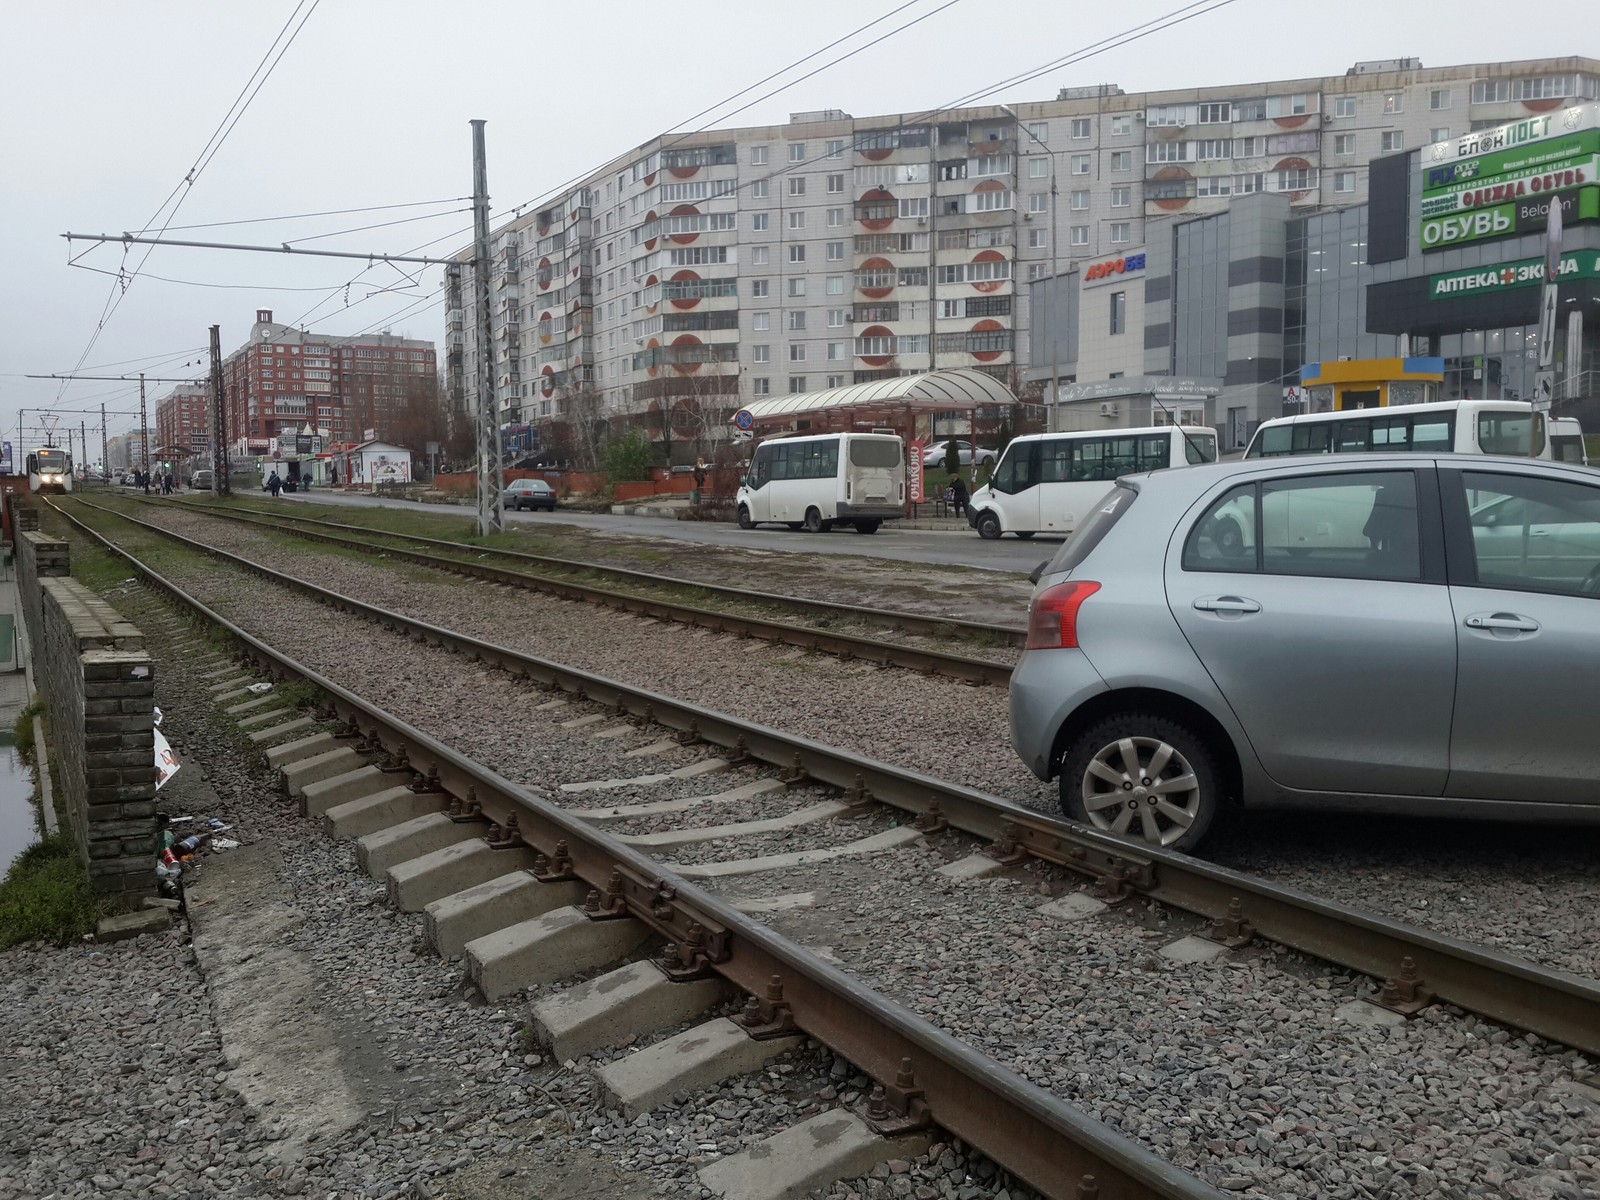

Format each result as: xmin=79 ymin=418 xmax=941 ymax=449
xmin=0 ymin=834 xmax=110 ymax=948
xmin=604 ymin=430 xmax=655 ymax=484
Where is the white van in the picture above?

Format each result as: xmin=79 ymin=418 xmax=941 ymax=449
xmin=1245 ymin=400 xmax=1550 ymax=461
xmin=1551 ymin=417 xmax=1589 ymax=466
xmin=966 ymin=425 xmax=1217 ymax=539
xmin=736 ymin=432 xmax=906 ymax=534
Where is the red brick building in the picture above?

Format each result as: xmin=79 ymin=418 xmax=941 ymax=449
xmin=153 ymin=383 xmax=211 ymax=461
xmin=223 ymin=309 xmax=438 ymax=451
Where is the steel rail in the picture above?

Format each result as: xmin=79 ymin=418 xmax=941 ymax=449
xmin=167 ymin=496 xmax=1026 ymax=647
xmin=126 ymin=498 xmax=1014 ymax=686
xmin=62 ymin=497 xmax=1600 ymax=1057
xmin=48 ymin=500 xmax=1224 ymax=1200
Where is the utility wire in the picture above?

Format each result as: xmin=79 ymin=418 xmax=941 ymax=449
xmin=157 ymin=197 xmax=473 ymax=234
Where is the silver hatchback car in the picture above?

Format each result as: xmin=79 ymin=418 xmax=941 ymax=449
xmin=1010 ymin=454 xmax=1600 ymax=853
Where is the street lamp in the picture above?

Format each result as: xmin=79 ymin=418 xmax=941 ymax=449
xmin=1002 ymin=104 xmax=1059 ymax=432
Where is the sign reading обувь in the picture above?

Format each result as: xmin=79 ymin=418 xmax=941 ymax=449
xmin=1428 ymin=251 xmax=1600 ymax=301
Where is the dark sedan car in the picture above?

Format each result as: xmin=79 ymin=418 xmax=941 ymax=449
xmin=506 ymin=478 xmax=557 ymax=511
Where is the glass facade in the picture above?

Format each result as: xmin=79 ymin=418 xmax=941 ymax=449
xmin=1285 ymin=207 xmax=1385 ymax=370
xmin=1171 ymin=212 xmax=1231 ymax=380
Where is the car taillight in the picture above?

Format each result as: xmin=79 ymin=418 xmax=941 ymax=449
xmin=1026 ymin=581 xmax=1100 ymax=650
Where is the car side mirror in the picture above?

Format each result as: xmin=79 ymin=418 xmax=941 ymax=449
xmin=739 ymin=475 xmax=748 ymax=487
xmin=1028 ymin=561 xmax=1047 ymax=586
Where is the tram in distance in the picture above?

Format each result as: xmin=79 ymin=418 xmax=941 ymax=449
xmin=26 ymin=446 xmax=74 ymax=494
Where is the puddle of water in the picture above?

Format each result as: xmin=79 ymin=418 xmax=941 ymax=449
xmin=0 ymin=733 xmax=39 ymax=875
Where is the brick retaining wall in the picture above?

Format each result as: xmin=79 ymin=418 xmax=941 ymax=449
xmin=18 ymin=530 xmax=70 ymax=669
xmin=34 ymin=576 xmax=159 ymax=896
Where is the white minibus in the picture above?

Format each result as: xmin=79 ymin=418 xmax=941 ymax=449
xmin=1245 ymin=400 xmax=1550 ymax=461
xmin=736 ymin=432 xmax=906 ymax=534
xmin=966 ymin=425 xmax=1217 ymax=540
xmin=1551 ymin=417 xmax=1589 ymax=466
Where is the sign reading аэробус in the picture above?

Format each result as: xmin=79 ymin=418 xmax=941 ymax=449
xmin=1427 ymin=250 xmax=1599 ymax=301
xmin=1418 ymin=103 xmax=1599 ymax=252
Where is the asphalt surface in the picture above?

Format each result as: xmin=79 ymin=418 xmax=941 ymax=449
xmin=272 ymin=489 xmax=1062 ymax=574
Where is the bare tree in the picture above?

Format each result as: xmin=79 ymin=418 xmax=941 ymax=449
xmin=385 ymin=370 xmax=451 ymax=460
xmin=556 ymin=380 xmax=609 ymax=473
xmin=666 ymin=367 xmax=740 ymax=462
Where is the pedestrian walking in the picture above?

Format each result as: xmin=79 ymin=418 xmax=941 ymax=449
xmin=692 ymin=457 xmax=707 ymax=505
xmin=160 ymin=471 xmax=172 ymax=495
xmin=140 ymin=469 xmax=149 ymax=495
xmin=267 ymin=471 xmax=282 ymax=498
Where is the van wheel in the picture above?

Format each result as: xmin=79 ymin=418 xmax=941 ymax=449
xmin=1058 ymin=713 xmax=1221 ymax=853
xmin=1212 ymin=515 xmax=1246 ymax=558
xmin=803 ymin=507 xmax=825 ymax=533
xmin=853 ymin=519 xmax=881 ymax=534
xmin=975 ymin=511 xmax=1002 ymax=540
xmin=737 ymin=505 xmax=754 ymax=530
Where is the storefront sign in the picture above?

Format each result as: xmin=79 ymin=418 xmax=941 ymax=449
xmin=1427 ymin=250 xmax=1600 ymax=301
xmin=1421 ymin=186 xmax=1598 ymax=251
xmin=1081 ymin=251 xmax=1146 ymax=287
xmin=1422 ymin=130 xmax=1599 ymax=199
xmin=1423 ymin=104 xmax=1599 ymax=166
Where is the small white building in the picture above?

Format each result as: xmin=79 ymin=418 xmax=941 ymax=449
xmin=341 ymin=441 xmax=413 ymax=489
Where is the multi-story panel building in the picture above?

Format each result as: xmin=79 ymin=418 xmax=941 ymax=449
xmin=222 ymin=309 xmax=438 ymax=449
xmin=154 ymin=383 xmax=211 ymax=459
xmin=447 ymin=56 xmax=1598 ymax=449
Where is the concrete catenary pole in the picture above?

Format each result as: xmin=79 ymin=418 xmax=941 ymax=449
xmin=100 ymin=403 xmax=108 ymax=480
xmin=209 ymin=325 xmax=230 ymax=495
xmin=139 ymin=373 xmax=150 ymax=473
xmin=471 ymin=119 xmax=504 ymax=536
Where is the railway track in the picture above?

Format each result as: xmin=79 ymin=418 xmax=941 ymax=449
xmin=146 ymin=495 xmax=1023 ymax=685
xmin=55 ymin=498 xmax=1600 ymax=1068
xmin=47 ymin=504 xmax=1217 ymax=1200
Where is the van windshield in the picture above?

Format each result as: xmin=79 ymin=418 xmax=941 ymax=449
xmin=849 ymin=439 xmax=901 ymax=467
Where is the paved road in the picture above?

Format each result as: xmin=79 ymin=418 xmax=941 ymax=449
xmin=276 ymin=490 xmax=1062 ymax=574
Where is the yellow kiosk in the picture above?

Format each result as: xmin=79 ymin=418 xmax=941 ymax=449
xmin=1294 ymin=357 xmax=1445 ymax=413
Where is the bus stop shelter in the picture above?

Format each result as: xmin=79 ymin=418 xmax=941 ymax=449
xmin=740 ymin=368 xmax=1017 ymax=438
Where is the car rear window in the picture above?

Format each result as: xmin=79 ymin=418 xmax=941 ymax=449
xmin=1044 ymin=482 xmax=1138 ymax=574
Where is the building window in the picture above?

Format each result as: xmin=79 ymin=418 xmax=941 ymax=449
xmin=789 ymin=143 xmax=806 ymax=162
xmin=1381 ymin=131 xmax=1402 ymax=152
xmin=1198 ymin=102 xmax=1231 ymax=124
xmin=752 ymin=145 xmax=769 ymax=165
xmin=789 ymin=211 xmax=806 ymax=229
xmin=1111 ymin=151 xmax=1132 ymax=172
xmin=824 ymin=274 xmax=844 ymax=295
xmin=789 ymin=376 xmax=806 ymax=393
xmin=1070 ymin=225 xmax=1089 ymax=246
xmin=1512 ymin=75 xmax=1576 ymax=100
xmin=1196 ymin=139 xmax=1230 ymax=160
xmin=1232 ymin=136 xmax=1265 ymax=157
xmin=1062 ymin=189 xmax=1084 ymax=211
xmin=1276 ymin=167 xmax=1315 ymax=191
xmin=1382 ymin=93 xmax=1403 ymax=114
xmin=1111 ymin=115 xmax=1133 ymax=136
xmin=1334 ymin=96 xmax=1357 ymax=118
xmin=789 ymin=245 xmax=806 ymax=263
xmin=753 ymin=312 xmax=770 ymax=331
xmin=787 ymin=278 xmax=806 ymax=297
xmin=828 ymin=309 xmax=846 ymax=328
xmin=788 ymin=177 xmax=806 ymax=196
xmin=752 ymin=344 xmax=770 ymax=362
xmin=1472 ymin=79 xmax=1511 ymax=104
xmin=1429 ymin=88 xmax=1451 ymax=110
xmin=752 ymin=246 xmax=770 ymax=265
xmin=898 ymin=196 xmax=929 ymax=219
xmin=1029 ymin=157 xmax=1049 ymax=179
xmin=1334 ymin=170 xmax=1356 ymax=193
xmin=1027 ymin=193 xmax=1048 ymax=213
xmin=1430 ymin=126 xmax=1450 ymax=144
xmin=789 ymin=311 xmax=806 ymax=330
xmin=826 ymin=242 xmax=845 ymax=262
xmin=1071 ymin=118 xmax=1091 ymax=139
xmin=827 ymin=207 xmax=845 ymax=227
xmin=826 ymin=173 xmax=844 ymax=193
xmin=827 ymin=139 xmax=845 ymax=158
xmin=1196 ymin=175 xmax=1231 ymax=197
xmin=827 ymin=342 xmax=845 ymax=361
xmin=1029 ymin=263 xmax=1048 ymax=279
xmin=1147 ymin=141 xmax=1190 ymax=163
xmin=1029 ymin=121 xmax=1048 ymax=141
xmin=1148 ymin=104 xmax=1185 ymax=127
xmin=1334 ymin=133 xmax=1355 ymax=155
xmin=751 ymin=279 xmax=770 ymax=298
xmin=752 ymin=213 xmax=770 ymax=231
xmin=789 ymin=344 xmax=806 ymax=362
xmin=752 ymin=378 xmax=770 ymax=395
xmin=1071 ymin=153 xmax=1091 ymax=175
xmin=1234 ymin=172 xmax=1263 ymax=193
xmin=751 ymin=179 xmax=769 ymax=197
xmin=1109 ymin=290 xmax=1126 ymax=335
xmin=973 ymin=154 xmax=1012 ymax=177
xmin=1109 ymin=222 xmax=1129 ymax=244
xmin=1110 ymin=185 xmax=1130 ymax=207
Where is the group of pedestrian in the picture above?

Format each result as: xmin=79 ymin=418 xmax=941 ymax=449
xmin=133 ymin=468 xmax=175 ymax=495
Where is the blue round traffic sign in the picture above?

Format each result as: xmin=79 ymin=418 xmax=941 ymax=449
xmin=733 ymin=408 xmax=755 ymax=431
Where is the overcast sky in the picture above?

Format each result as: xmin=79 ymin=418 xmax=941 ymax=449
xmin=0 ymin=0 xmax=1584 ymax=458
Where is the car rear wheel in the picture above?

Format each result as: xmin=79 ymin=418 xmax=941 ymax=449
xmin=737 ymin=505 xmax=754 ymax=530
xmin=803 ymin=507 xmax=825 ymax=533
xmin=853 ymin=519 xmax=881 ymax=534
xmin=1059 ymin=713 xmax=1220 ymax=852
xmin=975 ymin=510 xmax=1001 ymax=540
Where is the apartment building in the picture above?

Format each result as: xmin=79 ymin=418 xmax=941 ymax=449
xmin=153 ymin=383 xmax=211 ymax=459
xmin=447 ymin=55 xmax=1599 ymax=447
xmin=223 ymin=309 xmax=438 ymax=450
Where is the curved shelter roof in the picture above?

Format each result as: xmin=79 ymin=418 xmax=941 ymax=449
xmin=741 ymin=368 xmax=1016 ymax=425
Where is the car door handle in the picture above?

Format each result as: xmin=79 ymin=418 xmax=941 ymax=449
xmin=1464 ymin=612 xmax=1540 ymax=633
xmin=1193 ymin=595 xmax=1262 ymax=614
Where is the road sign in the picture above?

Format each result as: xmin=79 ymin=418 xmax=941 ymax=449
xmin=733 ymin=408 xmax=755 ymax=431
xmin=1538 ymin=284 xmax=1559 ymax=367
xmin=1532 ymin=370 xmax=1555 ymax=410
